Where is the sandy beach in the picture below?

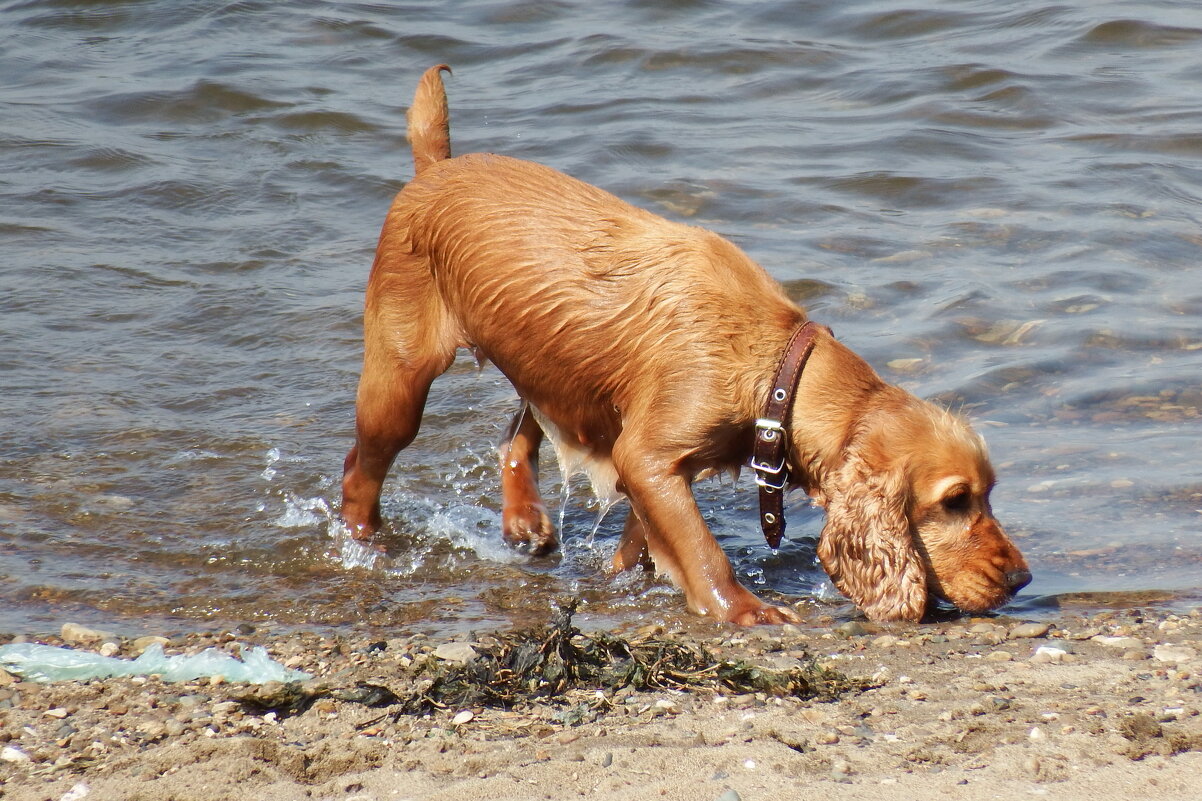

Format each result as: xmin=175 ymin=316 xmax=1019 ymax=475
xmin=2 ymin=602 xmax=1201 ymax=801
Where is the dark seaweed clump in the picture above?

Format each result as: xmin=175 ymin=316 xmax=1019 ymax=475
xmin=238 ymin=603 xmax=869 ymax=722
xmin=402 ymin=602 xmax=867 ymax=713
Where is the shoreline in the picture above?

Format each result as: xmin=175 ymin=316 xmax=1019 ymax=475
xmin=2 ymin=605 xmax=1201 ymax=801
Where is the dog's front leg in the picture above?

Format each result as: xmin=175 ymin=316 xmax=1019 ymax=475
xmin=612 ymin=442 xmax=799 ymax=626
xmin=611 ymin=511 xmax=653 ymax=572
xmin=498 ymin=402 xmax=556 ymax=555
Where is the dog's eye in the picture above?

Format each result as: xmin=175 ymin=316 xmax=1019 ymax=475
xmin=941 ymin=488 xmax=971 ymax=514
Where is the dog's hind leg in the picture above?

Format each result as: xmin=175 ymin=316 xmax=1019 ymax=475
xmin=498 ymin=401 xmax=557 ymax=555
xmin=341 ymin=250 xmax=456 ymax=539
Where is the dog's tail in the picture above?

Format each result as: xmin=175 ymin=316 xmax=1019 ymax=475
xmin=408 ymin=64 xmax=452 ymax=176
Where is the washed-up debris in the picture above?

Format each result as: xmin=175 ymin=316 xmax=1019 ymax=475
xmin=406 ymin=603 xmax=863 ymax=713
xmin=0 ymin=642 xmax=311 ymax=684
xmin=235 ymin=603 xmax=867 ymax=722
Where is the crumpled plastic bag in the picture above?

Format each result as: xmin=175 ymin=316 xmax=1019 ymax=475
xmin=0 ymin=642 xmax=311 ymax=684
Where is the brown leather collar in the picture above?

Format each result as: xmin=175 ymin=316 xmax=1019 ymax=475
xmin=752 ymin=320 xmax=823 ymax=548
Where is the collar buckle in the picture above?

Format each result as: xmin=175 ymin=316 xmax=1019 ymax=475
xmin=752 ymin=321 xmax=825 ymax=548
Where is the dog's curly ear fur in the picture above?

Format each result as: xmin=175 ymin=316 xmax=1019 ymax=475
xmin=817 ymin=451 xmax=927 ymax=621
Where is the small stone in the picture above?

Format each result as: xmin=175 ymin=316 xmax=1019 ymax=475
xmin=715 ymin=791 xmax=741 ymax=801
xmin=451 ymin=710 xmax=474 ymax=726
xmin=986 ymin=650 xmax=1014 ymax=662
xmin=99 ymin=642 xmax=120 ymax=657
xmin=44 ymin=707 xmax=69 ymax=719
xmin=434 ymin=642 xmax=478 ymax=664
xmin=831 ymin=758 xmax=854 ymax=782
xmin=1153 ymin=645 xmax=1197 ymax=665
xmin=872 ymin=635 xmax=900 ymax=648
xmin=815 ymin=731 xmax=840 ymax=745
xmin=60 ymin=623 xmax=112 ymax=646
xmin=131 ymin=636 xmax=170 ymax=655
xmin=0 ymin=668 xmax=16 ymax=687
xmin=600 ymin=752 xmax=614 ymax=768
xmin=1093 ymin=636 xmax=1143 ymax=650
xmin=1009 ymin=622 xmax=1051 ymax=639
xmin=1 ymin=745 xmax=30 ymax=763
xmin=1032 ymin=644 xmax=1070 ymax=664
xmin=835 ymin=622 xmax=868 ymax=638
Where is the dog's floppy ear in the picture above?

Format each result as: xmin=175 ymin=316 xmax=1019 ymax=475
xmin=817 ymin=449 xmax=927 ymax=621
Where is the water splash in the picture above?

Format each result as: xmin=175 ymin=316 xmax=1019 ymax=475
xmin=261 ymin=447 xmax=281 ymax=481
xmin=328 ymin=522 xmax=382 ymax=571
xmin=273 ymin=492 xmax=330 ymax=528
xmin=583 ymin=495 xmax=623 ymax=550
xmin=428 ymin=504 xmax=528 ymax=565
xmin=557 ymin=476 xmax=572 ymax=535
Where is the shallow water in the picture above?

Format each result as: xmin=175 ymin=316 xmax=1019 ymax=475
xmin=2 ymin=0 xmax=1200 ymax=638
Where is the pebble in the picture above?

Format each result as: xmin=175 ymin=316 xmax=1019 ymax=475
xmin=433 ymin=642 xmax=478 ymax=664
xmin=60 ymin=623 xmax=115 ymax=646
xmin=1 ymin=745 xmax=31 ymax=763
xmin=715 ymin=791 xmax=741 ymax=801
xmin=1009 ymin=622 xmax=1051 ymax=639
xmin=131 ymin=636 xmax=171 ymax=655
xmin=872 ymin=635 xmax=900 ymax=648
xmin=986 ymin=650 xmax=1014 ymax=662
xmin=1031 ymin=644 xmax=1071 ymax=664
xmin=0 ymin=668 xmax=16 ymax=687
xmin=831 ymin=758 xmax=854 ymax=782
xmin=1093 ymin=636 xmax=1143 ymax=650
xmin=835 ymin=622 xmax=868 ymax=638
xmin=1153 ymin=645 xmax=1197 ymax=665
xmin=60 ymin=782 xmax=90 ymax=801
xmin=451 ymin=710 xmax=474 ymax=726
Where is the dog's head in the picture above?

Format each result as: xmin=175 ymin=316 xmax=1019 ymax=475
xmin=814 ymin=394 xmax=1029 ymax=621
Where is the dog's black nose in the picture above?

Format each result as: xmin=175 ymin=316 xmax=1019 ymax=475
xmin=1005 ymin=569 xmax=1032 ymax=593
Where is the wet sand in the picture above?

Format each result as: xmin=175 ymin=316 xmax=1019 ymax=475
xmin=3 ymin=605 xmax=1201 ymax=800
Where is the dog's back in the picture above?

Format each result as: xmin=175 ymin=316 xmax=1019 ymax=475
xmin=392 ymin=68 xmax=800 ymax=420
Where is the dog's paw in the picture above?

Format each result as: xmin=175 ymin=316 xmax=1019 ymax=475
xmin=731 ymin=602 xmax=802 ymax=627
xmin=501 ymin=503 xmax=558 ymax=556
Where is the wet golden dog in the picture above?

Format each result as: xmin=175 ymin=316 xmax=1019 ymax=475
xmin=340 ymin=65 xmax=1030 ymax=624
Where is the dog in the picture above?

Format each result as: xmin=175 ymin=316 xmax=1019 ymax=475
xmin=340 ymin=64 xmax=1030 ymax=625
